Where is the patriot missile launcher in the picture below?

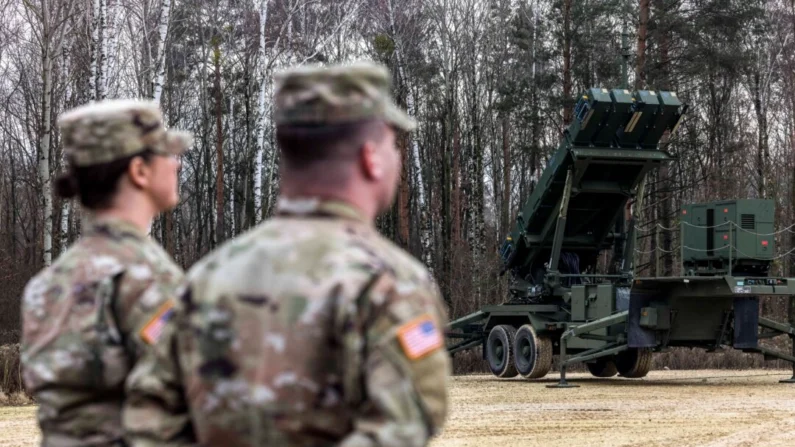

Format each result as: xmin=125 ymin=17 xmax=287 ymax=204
xmin=446 ymin=88 xmax=795 ymax=386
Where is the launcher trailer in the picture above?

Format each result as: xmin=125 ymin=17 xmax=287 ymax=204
xmin=446 ymin=88 xmax=795 ymax=386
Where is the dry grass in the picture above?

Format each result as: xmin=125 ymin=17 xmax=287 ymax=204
xmin=0 ymin=345 xmax=25 ymax=398
xmin=431 ymin=370 xmax=795 ymax=447
xmin=0 ymin=392 xmax=32 ymax=407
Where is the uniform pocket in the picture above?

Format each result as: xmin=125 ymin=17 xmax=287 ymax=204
xmin=23 ymin=275 xmax=131 ymax=392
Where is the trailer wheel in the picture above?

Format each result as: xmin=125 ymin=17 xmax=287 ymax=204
xmin=616 ymin=348 xmax=652 ymax=378
xmin=586 ymin=357 xmax=618 ymax=378
xmin=486 ymin=325 xmax=518 ymax=378
xmin=513 ymin=324 xmax=553 ymax=379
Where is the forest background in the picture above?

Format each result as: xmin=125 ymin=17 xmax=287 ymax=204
xmin=1 ymin=0 xmax=794 ymax=370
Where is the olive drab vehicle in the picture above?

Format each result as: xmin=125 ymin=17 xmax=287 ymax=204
xmin=445 ymin=88 xmax=795 ymax=387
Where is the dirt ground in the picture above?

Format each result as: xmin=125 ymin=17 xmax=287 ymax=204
xmin=431 ymin=370 xmax=795 ymax=447
xmin=1 ymin=370 xmax=794 ymax=446
xmin=0 ymin=406 xmax=38 ymax=447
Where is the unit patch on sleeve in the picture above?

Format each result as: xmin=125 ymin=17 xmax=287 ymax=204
xmin=139 ymin=300 xmax=175 ymax=344
xmin=397 ymin=314 xmax=444 ymax=360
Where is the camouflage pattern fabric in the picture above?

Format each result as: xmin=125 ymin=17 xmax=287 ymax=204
xmin=273 ymin=61 xmax=417 ymax=131
xmin=58 ymin=99 xmax=193 ymax=167
xmin=20 ymin=216 xmax=193 ymax=446
xmin=128 ymin=198 xmax=451 ymax=446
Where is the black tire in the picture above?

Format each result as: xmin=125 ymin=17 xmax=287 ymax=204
xmin=616 ymin=348 xmax=652 ymax=378
xmin=587 ymin=357 xmax=619 ymax=378
xmin=513 ymin=324 xmax=553 ymax=379
xmin=486 ymin=325 xmax=518 ymax=378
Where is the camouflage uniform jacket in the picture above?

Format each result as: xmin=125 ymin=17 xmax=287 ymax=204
xmin=21 ymin=216 xmax=191 ymax=447
xmin=133 ymin=198 xmax=451 ymax=446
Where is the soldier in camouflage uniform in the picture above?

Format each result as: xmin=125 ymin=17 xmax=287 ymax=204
xmin=129 ymin=61 xmax=451 ymax=446
xmin=20 ymin=100 xmax=195 ymax=446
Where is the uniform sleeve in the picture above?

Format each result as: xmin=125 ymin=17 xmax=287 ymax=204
xmin=338 ymin=272 xmax=452 ymax=447
xmin=122 ymin=282 xmax=196 ymax=446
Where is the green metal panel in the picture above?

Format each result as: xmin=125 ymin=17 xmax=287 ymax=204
xmin=566 ymin=337 xmax=612 ymax=350
xmin=616 ymin=90 xmax=660 ymax=148
xmin=587 ymin=284 xmax=615 ymax=321
xmin=712 ymin=201 xmax=736 ymax=260
xmin=632 ymin=276 xmax=795 ymax=297
xmin=682 ymin=199 xmax=775 ymax=275
xmin=641 ymin=91 xmax=683 ymax=147
xmin=447 ymin=310 xmax=488 ymax=330
xmin=572 ymin=286 xmax=586 ymax=321
xmin=569 ymin=148 xmax=672 ymax=161
xmin=572 ymin=284 xmax=617 ymax=325
xmin=481 ymin=304 xmax=561 ymax=313
xmin=590 ymin=89 xmax=633 ymax=146
xmin=666 ymin=295 xmax=733 ymax=342
xmin=570 ymin=88 xmax=614 ymax=145
xmin=682 ymin=203 xmax=709 ymax=264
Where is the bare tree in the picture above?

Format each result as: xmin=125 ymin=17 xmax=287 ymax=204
xmin=22 ymin=0 xmax=77 ymax=266
xmin=253 ymin=0 xmax=270 ymax=223
xmin=152 ymin=0 xmax=172 ymax=103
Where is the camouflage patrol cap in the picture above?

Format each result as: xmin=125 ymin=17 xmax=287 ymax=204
xmin=58 ymin=99 xmax=193 ymax=167
xmin=273 ymin=61 xmax=417 ymax=131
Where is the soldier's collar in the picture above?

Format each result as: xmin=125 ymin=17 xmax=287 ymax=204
xmin=275 ymin=197 xmax=370 ymax=224
xmin=82 ymin=213 xmax=150 ymax=240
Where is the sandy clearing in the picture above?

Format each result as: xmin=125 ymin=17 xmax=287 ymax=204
xmin=0 ymin=406 xmax=38 ymax=447
xmin=1 ymin=370 xmax=794 ymax=446
xmin=431 ymin=370 xmax=795 ymax=447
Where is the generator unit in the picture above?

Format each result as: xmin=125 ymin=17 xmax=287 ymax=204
xmin=682 ymin=199 xmax=775 ymax=276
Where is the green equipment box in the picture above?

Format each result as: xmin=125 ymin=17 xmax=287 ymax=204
xmin=682 ymin=199 xmax=774 ymax=276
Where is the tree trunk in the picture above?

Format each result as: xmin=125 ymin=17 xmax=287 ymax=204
xmin=441 ymin=105 xmax=453 ymax=306
xmin=59 ymin=200 xmax=69 ymax=252
xmin=562 ymin=0 xmax=572 ymax=125
xmin=451 ymin=124 xmax=461 ymax=246
xmin=97 ymin=0 xmax=108 ymax=99
xmin=243 ymin=67 xmax=253 ymax=230
xmin=501 ymin=112 xmax=510 ymax=235
xmin=397 ymin=132 xmax=410 ymax=248
xmin=89 ymin=0 xmax=100 ymax=100
xmin=254 ymin=0 xmax=270 ymax=222
xmin=655 ymin=0 xmax=673 ymax=275
xmin=790 ymin=2 xmax=795 ymax=276
xmin=39 ymin=0 xmax=54 ymax=267
xmin=10 ymin=153 xmax=18 ymax=257
xmin=636 ymin=0 xmax=649 ymax=90
xmin=164 ymin=79 xmax=176 ymax=256
xmin=105 ymin=0 xmax=123 ymax=95
xmin=387 ymin=0 xmax=418 ymax=252
xmin=754 ymin=71 xmax=768 ymax=198
xmin=791 ymin=134 xmax=795 ymax=275
xmin=214 ymin=41 xmax=225 ymax=243
xmin=229 ymin=97 xmax=236 ymax=237
xmin=152 ymin=0 xmax=172 ymax=103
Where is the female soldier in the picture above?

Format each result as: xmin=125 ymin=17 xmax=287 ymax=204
xmin=20 ymin=100 xmax=194 ymax=446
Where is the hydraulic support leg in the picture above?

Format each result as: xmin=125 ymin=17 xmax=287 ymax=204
xmin=548 ymin=328 xmax=579 ymax=389
xmin=781 ymin=295 xmax=795 ymax=384
xmin=548 ymin=311 xmax=629 ymax=388
xmin=546 ymin=169 xmax=574 ymax=289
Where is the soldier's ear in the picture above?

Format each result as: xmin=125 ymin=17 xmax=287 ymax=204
xmin=361 ymin=141 xmax=383 ymax=181
xmin=127 ymin=156 xmax=151 ymax=189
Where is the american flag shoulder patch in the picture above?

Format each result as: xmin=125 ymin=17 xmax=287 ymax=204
xmin=139 ymin=300 xmax=175 ymax=345
xmin=397 ymin=314 xmax=443 ymax=360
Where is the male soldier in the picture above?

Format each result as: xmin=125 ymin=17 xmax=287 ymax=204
xmin=128 ymin=61 xmax=451 ymax=446
xmin=20 ymin=100 xmax=194 ymax=446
